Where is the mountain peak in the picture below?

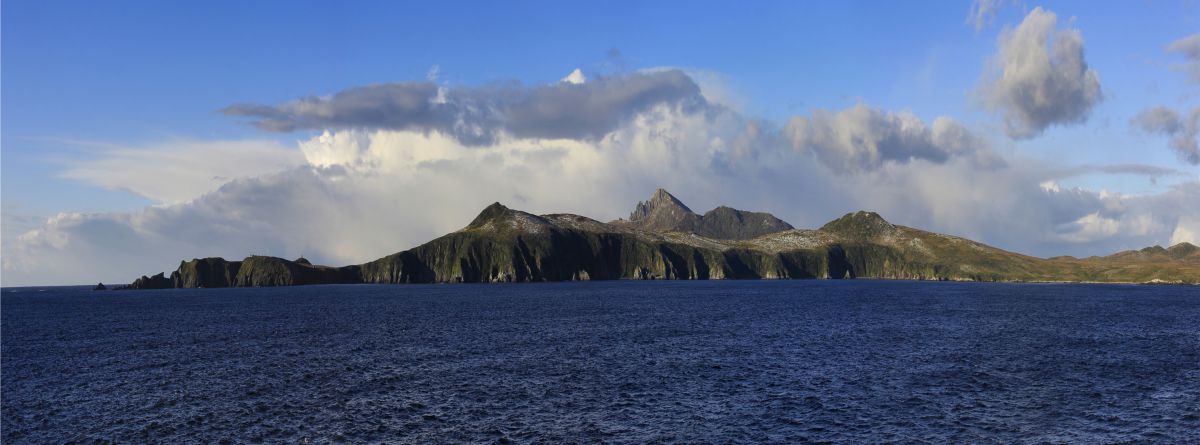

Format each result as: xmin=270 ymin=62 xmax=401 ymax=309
xmin=632 ymin=188 xmax=693 ymax=220
xmin=1169 ymin=241 xmax=1197 ymax=251
xmin=820 ymin=211 xmax=898 ymax=238
xmin=628 ymin=188 xmax=696 ymax=224
xmin=1168 ymin=242 xmax=1199 ymax=260
xmin=699 ymin=206 xmax=794 ymax=239
xmin=467 ymin=202 xmax=513 ymax=229
xmin=618 ymin=189 xmax=793 ymax=239
xmin=465 ymin=202 xmax=551 ymax=233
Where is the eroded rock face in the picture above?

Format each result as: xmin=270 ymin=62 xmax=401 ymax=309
xmin=173 ymin=258 xmax=242 ymax=288
xmin=233 ymin=255 xmax=360 ymax=287
xmin=123 ymin=273 xmax=173 ymax=290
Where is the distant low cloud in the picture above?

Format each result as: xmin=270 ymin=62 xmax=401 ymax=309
xmin=782 ymin=104 xmax=993 ymax=173
xmin=1134 ymin=106 xmax=1200 ymax=165
xmin=1073 ymin=164 xmax=1187 ymax=181
xmin=223 ymin=70 xmax=704 ymax=145
xmin=60 ymin=139 xmax=305 ymax=203
xmin=980 ymin=7 xmax=1102 ymax=139
xmin=1167 ymin=33 xmax=1200 ymax=83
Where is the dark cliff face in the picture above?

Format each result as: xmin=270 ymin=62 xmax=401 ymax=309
xmin=119 ymin=191 xmax=1200 ymax=289
xmin=124 ymin=272 xmax=173 ymax=290
xmin=125 ymin=255 xmax=360 ymax=289
xmin=172 ymin=257 xmax=243 ymax=288
xmin=618 ymin=189 xmax=793 ymax=240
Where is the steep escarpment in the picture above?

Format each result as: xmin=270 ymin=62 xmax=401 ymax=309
xmin=121 ymin=256 xmax=359 ymax=289
xmin=360 ymin=205 xmax=741 ymax=283
xmin=118 ymin=189 xmax=1200 ymax=288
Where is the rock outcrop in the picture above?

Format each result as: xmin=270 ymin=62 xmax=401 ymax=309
xmin=118 ymin=189 xmax=1200 ymax=289
xmin=123 ymin=273 xmax=173 ymax=290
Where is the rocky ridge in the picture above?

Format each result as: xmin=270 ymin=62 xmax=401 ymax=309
xmin=614 ymin=189 xmax=794 ymax=240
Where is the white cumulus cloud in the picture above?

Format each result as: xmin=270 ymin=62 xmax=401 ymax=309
xmin=980 ymin=7 xmax=1103 ymax=139
xmin=561 ymin=68 xmax=587 ymax=84
xmin=782 ymin=104 xmax=993 ymax=173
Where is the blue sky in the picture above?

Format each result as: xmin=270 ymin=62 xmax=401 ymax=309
xmin=3 ymin=1 xmax=1199 ymax=285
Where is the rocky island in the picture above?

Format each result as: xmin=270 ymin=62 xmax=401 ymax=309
xmin=120 ymin=189 xmax=1200 ymax=289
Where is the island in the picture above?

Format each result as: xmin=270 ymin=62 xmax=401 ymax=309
xmin=120 ymin=189 xmax=1200 ymax=289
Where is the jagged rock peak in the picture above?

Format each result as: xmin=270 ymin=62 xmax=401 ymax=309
xmin=820 ymin=211 xmax=897 ymax=238
xmin=629 ymin=188 xmax=694 ymax=222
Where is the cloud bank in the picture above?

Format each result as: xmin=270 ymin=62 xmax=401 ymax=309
xmin=60 ymin=139 xmax=305 ymax=203
xmin=223 ymin=70 xmax=704 ymax=145
xmin=980 ymin=7 xmax=1103 ymax=139
xmin=5 ymin=70 xmax=1196 ymax=286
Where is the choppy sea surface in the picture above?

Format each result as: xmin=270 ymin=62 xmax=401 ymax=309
xmin=2 ymin=280 xmax=1198 ymax=444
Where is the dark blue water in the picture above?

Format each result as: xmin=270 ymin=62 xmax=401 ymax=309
xmin=2 ymin=281 xmax=1198 ymax=443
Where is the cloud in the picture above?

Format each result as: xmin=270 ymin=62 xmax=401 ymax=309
xmin=782 ymin=103 xmax=994 ymax=173
xmin=979 ymin=7 xmax=1103 ymax=139
xmin=59 ymin=139 xmax=305 ymax=203
xmin=1133 ymin=106 xmax=1200 ymax=165
xmin=1052 ymin=163 xmax=1188 ymax=182
xmin=1056 ymin=212 xmax=1121 ymax=243
xmin=223 ymin=69 xmax=704 ymax=145
xmin=561 ymin=68 xmax=587 ymax=85
xmin=6 ymin=70 xmax=1198 ymax=285
xmin=1172 ymin=217 xmax=1199 ymax=245
xmin=967 ymin=0 xmax=1011 ymax=31
xmin=1167 ymin=33 xmax=1200 ymax=83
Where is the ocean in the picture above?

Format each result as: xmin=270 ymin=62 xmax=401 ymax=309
xmin=2 ymin=280 xmax=1198 ymax=443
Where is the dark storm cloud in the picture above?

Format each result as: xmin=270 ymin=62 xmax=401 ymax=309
xmin=223 ymin=70 xmax=705 ymax=145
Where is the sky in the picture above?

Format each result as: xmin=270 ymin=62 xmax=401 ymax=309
xmin=2 ymin=0 xmax=1199 ymax=286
